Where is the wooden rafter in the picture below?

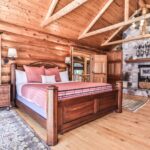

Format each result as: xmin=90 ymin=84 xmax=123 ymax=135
xmin=42 ymin=0 xmax=59 ymax=25
xmin=101 ymin=34 xmax=150 ymax=46
xmin=41 ymin=0 xmax=88 ymax=27
xmin=102 ymin=27 xmax=123 ymax=46
xmin=102 ymin=8 xmax=141 ymax=46
xmin=146 ymin=4 xmax=150 ymax=9
xmin=139 ymin=0 xmax=146 ymax=8
xmin=124 ymin=0 xmax=129 ymax=21
xmin=78 ymin=0 xmax=114 ymax=39
xmin=79 ymin=12 xmax=150 ymax=39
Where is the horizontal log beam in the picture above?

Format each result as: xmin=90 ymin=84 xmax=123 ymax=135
xmin=0 ymin=20 xmax=98 ymax=51
xmin=0 ymin=20 xmax=73 ymax=46
xmin=2 ymin=32 xmax=69 ymax=51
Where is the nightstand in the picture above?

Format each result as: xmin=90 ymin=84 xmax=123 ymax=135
xmin=0 ymin=84 xmax=11 ymax=109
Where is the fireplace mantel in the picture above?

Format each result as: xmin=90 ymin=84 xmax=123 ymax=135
xmin=125 ymin=58 xmax=150 ymax=63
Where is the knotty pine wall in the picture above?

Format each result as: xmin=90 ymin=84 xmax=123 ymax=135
xmin=0 ymin=21 xmax=99 ymax=84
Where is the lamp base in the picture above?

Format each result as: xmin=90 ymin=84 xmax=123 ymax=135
xmin=3 ymin=57 xmax=9 ymax=64
xmin=3 ymin=57 xmax=16 ymax=64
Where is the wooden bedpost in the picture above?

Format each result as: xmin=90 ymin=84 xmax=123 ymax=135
xmin=47 ymin=85 xmax=58 ymax=146
xmin=11 ymin=63 xmax=17 ymax=107
xmin=116 ymin=81 xmax=123 ymax=113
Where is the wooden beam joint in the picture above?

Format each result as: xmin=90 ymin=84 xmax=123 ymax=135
xmin=78 ymin=0 xmax=114 ymax=39
xmin=124 ymin=0 xmax=129 ymax=22
xmin=41 ymin=0 xmax=88 ymax=27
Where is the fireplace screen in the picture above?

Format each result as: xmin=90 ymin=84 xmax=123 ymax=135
xmin=140 ymin=67 xmax=150 ymax=77
xmin=139 ymin=65 xmax=150 ymax=80
xmin=138 ymin=65 xmax=150 ymax=89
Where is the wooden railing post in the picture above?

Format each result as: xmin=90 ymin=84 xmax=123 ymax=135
xmin=116 ymin=81 xmax=123 ymax=113
xmin=47 ymin=85 xmax=58 ymax=146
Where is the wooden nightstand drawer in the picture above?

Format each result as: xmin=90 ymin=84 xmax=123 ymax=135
xmin=0 ymin=101 xmax=10 ymax=107
xmin=0 ymin=85 xmax=10 ymax=94
xmin=0 ymin=95 xmax=9 ymax=101
xmin=0 ymin=84 xmax=11 ymax=108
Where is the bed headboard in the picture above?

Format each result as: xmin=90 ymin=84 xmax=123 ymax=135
xmin=10 ymin=61 xmax=66 ymax=106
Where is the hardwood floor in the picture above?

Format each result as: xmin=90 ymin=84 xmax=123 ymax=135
xmin=16 ymin=101 xmax=150 ymax=150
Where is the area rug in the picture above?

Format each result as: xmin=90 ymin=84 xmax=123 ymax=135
xmin=0 ymin=109 xmax=50 ymax=150
xmin=123 ymin=99 xmax=149 ymax=112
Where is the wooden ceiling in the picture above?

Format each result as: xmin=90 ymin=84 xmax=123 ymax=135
xmin=0 ymin=0 xmax=150 ymax=49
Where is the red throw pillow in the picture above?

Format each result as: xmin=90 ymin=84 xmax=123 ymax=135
xmin=23 ymin=65 xmax=45 ymax=83
xmin=45 ymin=67 xmax=61 ymax=82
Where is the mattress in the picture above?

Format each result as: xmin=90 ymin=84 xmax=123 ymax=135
xmin=16 ymin=95 xmax=47 ymax=119
xmin=16 ymin=82 xmax=112 ymax=116
xmin=16 ymin=81 xmax=75 ymax=118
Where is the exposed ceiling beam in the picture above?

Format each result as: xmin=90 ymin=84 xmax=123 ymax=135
xmin=139 ymin=0 xmax=146 ymax=8
xmin=101 ymin=34 xmax=150 ymax=46
xmin=102 ymin=8 xmax=141 ymax=46
xmin=146 ymin=4 xmax=150 ymax=9
xmin=80 ymin=12 xmax=150 ymax=39
xmin=78 ymin=0 xmax=114 ymax=39
xmin=124 ymin=0 xmax=129 ymax=21
xmin=102 ymin=28 xmax=123 ymax=46
xmin=41 ymin=0 xmax=88 ymax=27
xmin=42 ymin=0 xmax=59 ymax=24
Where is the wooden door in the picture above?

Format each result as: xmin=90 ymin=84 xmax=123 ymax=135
xmin=90 ymin=55 xmax=107 ymax=83
xmin=107 ymin=51 xmax=122 ymax=84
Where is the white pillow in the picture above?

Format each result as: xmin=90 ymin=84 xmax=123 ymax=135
xmin=15 ymin=70 xmax=27 ymax=84
xmin=60 ymin=71 xmax=69 ymax=82
xmin=41 ymin=75 xmax=56 ymax=84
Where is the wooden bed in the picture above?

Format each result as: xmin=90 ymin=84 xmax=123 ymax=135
xmin=11 ymin=61 xmax=123 ymax=146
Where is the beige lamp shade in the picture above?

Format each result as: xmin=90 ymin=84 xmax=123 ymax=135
xmin=65 ymin=57 xmax=71 ymax=64
xmin=8 ymin=48 xmax=17 ymax=58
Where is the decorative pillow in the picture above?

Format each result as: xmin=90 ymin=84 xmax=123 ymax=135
xmin=15 ymin=70 xmax=27 ymax=84
xmin=45 ymin=67 xmax=61 ymax=82
xmin=23 ymin=65 xmax=45 ymax=83
xmin=59 ymin=71 xmax=69 ymax=82
xmin=41 ymin=75 xmax=56 ymax=84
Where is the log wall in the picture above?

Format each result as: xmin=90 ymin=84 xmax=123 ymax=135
xmin=0 ymin=21 xmax=99 ymax=83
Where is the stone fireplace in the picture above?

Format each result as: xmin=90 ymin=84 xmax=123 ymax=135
xmin=122 ymin=27 xmax=150 ymax=97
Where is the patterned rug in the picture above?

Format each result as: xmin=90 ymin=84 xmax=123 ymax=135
xmin=0 ymin=109 xmax=50 ymax=150
xmin=123 ymin=99 xmax=149 ymax=112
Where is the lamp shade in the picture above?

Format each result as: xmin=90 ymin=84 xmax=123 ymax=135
xmin=8 ymin=48 xmax=17 ymax=58
xmin=65 ymin=57 xmax=71 ymax=64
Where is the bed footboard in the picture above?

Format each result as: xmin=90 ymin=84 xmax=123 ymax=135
xmin=46 ymin=82 xmax=122 ymax=145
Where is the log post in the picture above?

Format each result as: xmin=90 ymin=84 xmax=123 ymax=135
xmin=116 ymin=81 xmax=123 ymax=113
xmin=10 ymin=63 xmax=17 ymax=107
xmin=47 ymin=85 xmax=58 ymax=146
